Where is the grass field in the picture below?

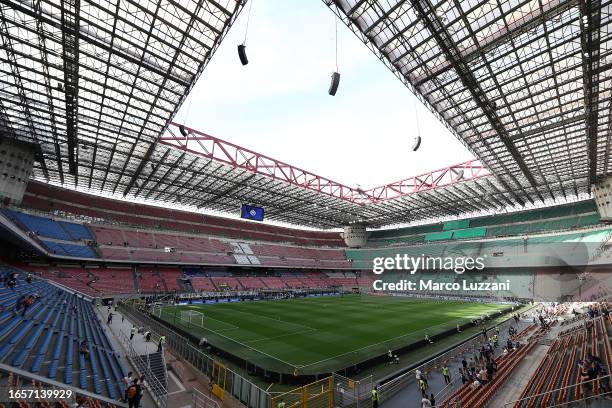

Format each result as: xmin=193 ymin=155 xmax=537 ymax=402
xmin=159 ymin=295 xmax=509 ymax=375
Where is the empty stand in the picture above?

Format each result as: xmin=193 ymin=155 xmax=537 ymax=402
xmin=0 ymin=265 xmax=127 ymax=400
xmin=368 ymin=200 xmax=602 ymax=246
xmin=22 ymin=181 xmax=345 ymax=246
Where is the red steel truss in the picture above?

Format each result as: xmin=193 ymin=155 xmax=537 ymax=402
xmin=159 ymin=122 xmax=490 ymax=204
xmin=363 ymin=161 xmax=489 ymax=201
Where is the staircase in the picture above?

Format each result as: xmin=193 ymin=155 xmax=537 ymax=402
xmin=141 ymin=351 xmax=167 ymax=390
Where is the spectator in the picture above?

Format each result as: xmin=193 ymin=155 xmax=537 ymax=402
xmin=478 ymin=368 xmax=488 ymax=385
xmin=20 ymin=295 xmax=34 ymax=317
xmin=14 ymin=295 xmax=26 ymax=314
xmin=579 ymin=361 xmax=591 ymax=399
xmin=459 ymin=368 xmax=468 ymax=384
xmin=421 ymin=396 xmax=432 ymax=408
xmin=121 ymin=371 xmax=133 ymax=402
xmin=126 ymin=379 xmax=140 ymax=408
xmin=486 ymin=361 xmax=494 ymax=380
xmin=79 ymin=340 xmax=89 ymax=356
xmin=137 ymin=376 xmax=146 ymax=406
xmin=6 ymin=276 xmax=16 ymax=289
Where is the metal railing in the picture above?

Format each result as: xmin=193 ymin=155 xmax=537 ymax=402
xmin=501 ymin=374 xmax=612 ymax=407
xmin=193 ymin=387 xmax=221 ymax=408
xmin=119 ymin=303 xmax=271 ymax=408
xmin=117 ymin=330 xmax=168 ymax=408
xmin=0 ymin=362 xmax=127 ymax=407
xmin=377 ymin=307 xmax=536 ymax=404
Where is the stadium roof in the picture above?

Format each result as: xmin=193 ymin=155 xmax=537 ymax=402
xmin=0 ymin=0 xmax=245 ymax=194
xmin=323 ymin=0 xmax=610 ymax=213
xmin=0 ymin=0 xmax=609 ymax=229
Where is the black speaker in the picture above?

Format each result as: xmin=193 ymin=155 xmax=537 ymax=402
xmin=238 ymin=44 xmax=248 ymax=65
xmin=412 ymin=135 xmax=421 ymax=151
xmin=328 ymin=72 xmax=340 ymax=96
xmin=179 ymin=125 xmax=188 ymax=137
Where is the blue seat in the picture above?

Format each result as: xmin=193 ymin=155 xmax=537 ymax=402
xmin=8 ymin=210 xmax=72 ymax=240
xmin=0 ymin=316 xmax=23 ymax=338
xmin=11 ymin=322 xmax=46 ymax=367
xmin=0 ymin=265 xmax=127 ymax=399
xmin=0 ymin=320 xmax=34 ymax=360
xmin=79 ymin=354 xmax=88 ymax=389
xmin=41 ymin=241 xmax=98 ymax=259
xmin=64 ymin=336 xmax=74 ymax=384
xmin=31 ymin=327 xmax=55 ymax=373
xmin=59 ymin=221 xmax=93 ymax=241
xmin=88 ymin=345 xmax=102 ymax=394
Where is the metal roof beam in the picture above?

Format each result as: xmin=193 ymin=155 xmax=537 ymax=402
xmin=60 ymin=0 xmax=80 ymax=178
xmin=579 ymin=0 xmax=601 ymax=186
xmin=413 ymin=0 xmax=578 ymax=86
xmin=410 ymin=0 xmax=540 ymax=198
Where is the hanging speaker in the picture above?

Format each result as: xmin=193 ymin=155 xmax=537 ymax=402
xmin=179 ymin=125 xmax=188 ymax=137
xmin=328 ymin=72 xmax=340 ymax=96
xmin=412 ymin=135 xmax=421 ymax=151
xmin=238 ymin=44 xmax=248 ymax=65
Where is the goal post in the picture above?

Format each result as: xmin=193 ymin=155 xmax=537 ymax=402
xmin=180 ymin=310 xmax=205 ymax=328
xmin=152 ymin=305 xmax=163 ymax=318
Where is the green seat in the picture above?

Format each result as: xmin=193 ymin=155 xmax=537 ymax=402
xmin=425 ymin=231 xmax=453 ymax=241
xmin=487 ymin=223 xmax=530 ymax=236
xmin=443 ymin=219 xmax=470 ymax=231
xmin=577 ymin=213 xmax=600 ymax=227
xmin=454 ymin=227 xmax=487 ymax=239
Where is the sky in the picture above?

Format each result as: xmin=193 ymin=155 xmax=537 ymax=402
xmin=174 ymin=0 xmax=473 ymax=190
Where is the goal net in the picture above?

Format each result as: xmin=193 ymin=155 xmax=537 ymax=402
xmin=180 ymin=310 xmax=205 ymax=328
xmin=152 ymin=305 xmax=163 ymax=318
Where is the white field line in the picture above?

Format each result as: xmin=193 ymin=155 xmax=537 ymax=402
xmin=171 ymin=301 xmax=507 ymax=371
xmin=296 ymin=308 xmax=505 ymax=369
xmin=243 ymin=328 xmax=318 ymax=345
xmin=169 ymin=311 xmax=299 ymax=368
xmin=186 ymin=305 xmax=241 ymax=329
xmin=225 ymin=308 xmax=317 ymax=331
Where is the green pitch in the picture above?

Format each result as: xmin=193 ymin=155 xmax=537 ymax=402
xmin=159 ymin=295 xmax=508 ymax=375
